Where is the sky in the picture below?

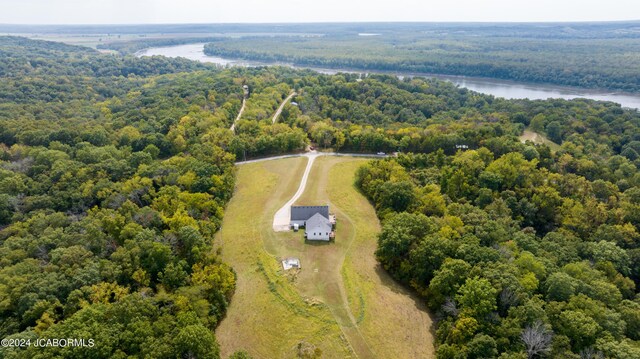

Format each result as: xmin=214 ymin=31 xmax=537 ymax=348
xmin=0 ymin=0 xmax=639 ymax=24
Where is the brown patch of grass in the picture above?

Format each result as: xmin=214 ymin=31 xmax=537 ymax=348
xmin=520 ymin=129 xmax=561 ymax=151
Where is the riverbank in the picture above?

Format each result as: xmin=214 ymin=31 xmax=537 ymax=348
xmin=138 ymin=43 xmax=640 ymax=109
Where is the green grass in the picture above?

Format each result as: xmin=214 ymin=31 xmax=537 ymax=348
xmin=214 ymin=157 xmax=353 ymax=358
xmin=323 ymin=158 xmax=436 ymax=359
xmin=215 ymin=156 xmax=435 ymax=358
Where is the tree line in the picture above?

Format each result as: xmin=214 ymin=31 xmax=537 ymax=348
xmin=203 ymin=34 xmax=640 ymax=92
xmin=355 ymin=140 xmax=640 ymax=356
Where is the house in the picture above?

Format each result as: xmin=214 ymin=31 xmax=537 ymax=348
xmin=290 ymin=205 xmax=336 ymax=241
xmin=305 ymin=213 xmax=333 ymax=241
xmin=290 ymin=206 xmax=329 ymax=228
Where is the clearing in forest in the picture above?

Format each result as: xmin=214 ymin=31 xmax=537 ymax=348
xmin=519 ymin=129 xmax=561 ymax=151
xmin=214 ymin=156 xmax=435 ymax=358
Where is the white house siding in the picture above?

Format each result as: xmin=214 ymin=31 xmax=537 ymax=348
xmin=305 ymin=225 xmax=331 ymax=241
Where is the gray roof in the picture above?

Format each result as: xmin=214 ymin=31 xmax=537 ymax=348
xmin=291 ymin=205 xmax=329 ymax=221
xmin=305 ymin=213 xmax=331 ymax=231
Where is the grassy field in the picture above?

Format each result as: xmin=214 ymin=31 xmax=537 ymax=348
xmin=519 ymin=129 xmax=561 ymax=151
xmin=215 ymin=156 xmax=435 ymax=358
xmin=214 ymin=157 xmax=352 ymax=358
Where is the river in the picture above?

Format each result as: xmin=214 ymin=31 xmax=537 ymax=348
xmin=137 ymin=43 xmax=640 ymax=109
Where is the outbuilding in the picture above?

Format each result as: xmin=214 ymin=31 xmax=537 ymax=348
xmin=282 ymin=257 xmax=300 ymax=270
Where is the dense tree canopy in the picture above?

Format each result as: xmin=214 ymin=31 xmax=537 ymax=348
xmin=0 ymin=37 xmax=241 ymax=358
xmin=93 ymin=21 xmax=640 ymax=92
xmin=357 ymin=144 xmax=640 ymax=357
xmin=2 ymin=35 xmax=640 ymax=358
xmin=202 ymin=33 xmax=640 ymax=92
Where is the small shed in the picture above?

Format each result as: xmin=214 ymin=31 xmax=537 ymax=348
xmin=282 ymin=257 xmax=301 ymax=270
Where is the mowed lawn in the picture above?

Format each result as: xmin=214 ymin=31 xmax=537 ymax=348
xmin=300 ymin=157 xmax=436 ymax=359
xmin=215 ymin=156 xmax=435 ymax=358
xmin=214 ymin=157 xmax=352 ymax=359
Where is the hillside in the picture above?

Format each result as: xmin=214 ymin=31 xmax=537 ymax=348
xmin=0 ymin=36 xmax=639 ymax=358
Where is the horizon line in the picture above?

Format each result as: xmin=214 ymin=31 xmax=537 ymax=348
xmin=2 ymin=19 xmax=640 ymax=27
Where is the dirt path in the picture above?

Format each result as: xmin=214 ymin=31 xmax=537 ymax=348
xmin=272 ymin=91 xmax=297 ymax=124
xmin=272 ymin=152 xmax=320 ymax=231
xmin=270 ymin=152 xmax=387 ymax=231
xmin=230 ymin=93 xmax=247 ymax=132
xmin=236 ymin=152 xmax=387 ymax=166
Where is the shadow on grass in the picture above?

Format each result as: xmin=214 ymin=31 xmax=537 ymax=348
xmin=373 ymin=262 xmax=437 ymax=336
xmin=303 ymin=239 xmax=334 ymax=246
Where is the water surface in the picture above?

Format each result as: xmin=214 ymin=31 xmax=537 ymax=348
xmin=138 ymin=43 xmax=640 ymax=109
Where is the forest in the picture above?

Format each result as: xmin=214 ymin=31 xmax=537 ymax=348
xmin=354 ymin=100 xmax=640 ymax=356
xmin=1 ymin=35 xmax=640 ymax=358
xmin=0 ymin=36 xmax=285 ymax=358
xmin=18 ymin=21 xmax=640 ymax=92
xmin=201 ymin=32 xmax=640 ymax=92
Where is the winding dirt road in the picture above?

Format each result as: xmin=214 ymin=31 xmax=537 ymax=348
xmin=272 ymin=152 xmax=320 ymax=231
xmin=230 ymin=86 xmax=249 ymax=132
xmin=272 ymin=91 xmax=297 ymax=124
xmin=229 ymin=97 xmax=246 ymax=132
